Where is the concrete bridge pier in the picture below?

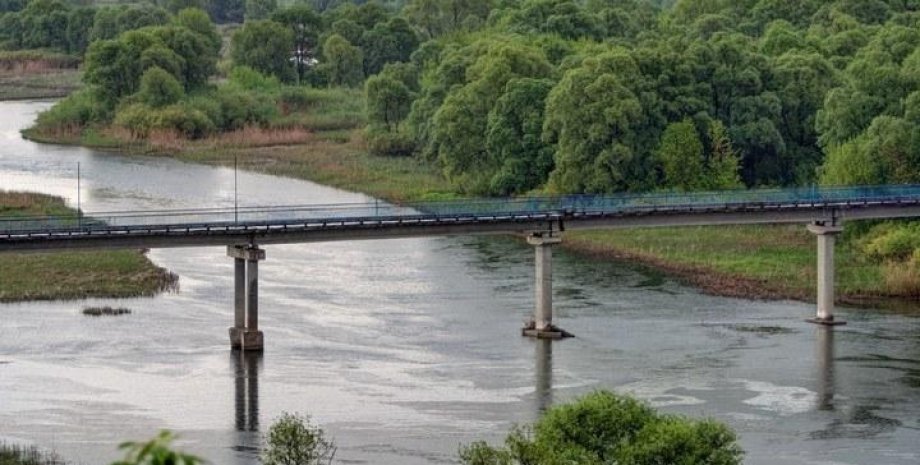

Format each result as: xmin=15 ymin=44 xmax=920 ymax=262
xmin=228 ymin=245 xmax=266 ymax=350
xmin=522 ymin=233 xmax=572 ymax=339
xmin=807 ymin=223 xmax=846 ymax=326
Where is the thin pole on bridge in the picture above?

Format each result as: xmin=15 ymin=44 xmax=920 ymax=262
xmin=76 ymin=161 xmax=81 ymax=229
xmin=234 ymin=154 xmax=239 ymax=224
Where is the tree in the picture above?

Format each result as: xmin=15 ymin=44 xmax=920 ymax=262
xmin=137 ymin=66 xmax=184 ymax=107
xmin=17 ymin=0 xmax=71 ymax=50
xmin=208 ymin=0 xmax=244 ymax=23
xmin=66 ymin=7 xmax=97 ymax=54
xmin=262 ymin=412 xmax=336 ymax=465
xmin=231 ymin=19 xmax=295 ymax=82
xmin=360 ymin=17 xmax=420 ymax=76
xmin=322 ymin=34 xmax=364 ymax=87
xmin=245 ymin=0 xmax=276 ymax=20
xmin=485 ymin=78 xmax=555 ymax=195
xmin=707 ymin=120 xmax=743 ymax=189
xmin=365 ymin=73 xmax=413 ymax=131
xmin=175 ymin=7 xmax=222 ymax=55
xmin=271 ymin=5 xmax=322 ymax=84
xmin=659 ymin=119 xmax=706 ymax=191
xmin=459 ymin=391 xmax=743 ymax=465
xmin=543 ymin=51 xmax=647 ymax=193
xmin=432 ymin=39 xmax=553 ymax=193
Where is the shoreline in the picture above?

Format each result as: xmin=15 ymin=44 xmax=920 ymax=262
xmin=0 ymin=190 xmax=178 ymax=304
xmin=18 ymin=122 xmax=917 ymax=309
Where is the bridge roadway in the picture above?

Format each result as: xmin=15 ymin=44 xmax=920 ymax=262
xmin=4 ymin=185 xmax=920 ymax=347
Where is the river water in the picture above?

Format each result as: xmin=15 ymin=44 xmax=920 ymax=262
xmin=0 ymin=101 xmax=919 ymax=465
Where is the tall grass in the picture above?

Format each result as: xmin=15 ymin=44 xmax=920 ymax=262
xmin=0 ymin=50 xmax=80 ymax=73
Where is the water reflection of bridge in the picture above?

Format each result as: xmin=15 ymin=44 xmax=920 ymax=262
xmin=233 ymin=351 xmax=261 ymax=432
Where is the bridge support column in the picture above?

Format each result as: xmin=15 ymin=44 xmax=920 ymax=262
xmin=807 ymin=224 xmax=846 ymax=326
xmin=523 ymin=233 xmax=572 ymax=339
xmin=228 ymin=245 xmax=266 ymax=350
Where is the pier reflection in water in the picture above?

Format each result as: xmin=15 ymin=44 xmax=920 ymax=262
xmin=232 ymin=350 xmax=262 ymax=462
xmin=534 ymin=339 xmax=553 ymax=416
xmin=815 ymin=327 xmax=835 ymax=411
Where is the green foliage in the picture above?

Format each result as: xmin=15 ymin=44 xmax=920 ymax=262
xmin=861 ymin=222 xmax=920 ymax=262
xmin=359 ymin=17 xmax=420 ymax=76
xmin=322 ymin=33 xmax=364 ymax=87
xmin=137 ymin=66 xmax=185 ymax=107
xmin=245 ymin=0 xmax=277 ymax=20
xmin=148 ymin=103 xmax=216 ymax=138
xmin=114 ymin=103 xmax=154 ymax=137
xmin=459 ymin=391 xmax=743 ymax=465
xmin=228 ymin=65 xmax=283 ymax=93
xmin=543 ymin=51 xmax=646 ymax=193
xmin=262 ymin=412 xmax=336 ymax=465
xmin=112 ymin=431 xmax=201 ymax=465
xmin=271 ymin=5 xmax=322 ymax=83
xmin=367 ymin=127 xmax=415 ymax=156
xmin=35 ymin=87 xmax=112 ymax=128
xmin=231 ymin=20 xmax=296 ymax=82
xmin=659 ymin=119 xmax=706 ymax=191
xmin=365 ymin=71 xmax=414 ymax=131
xmin=485 ymin=77 xmax=555 ymax=195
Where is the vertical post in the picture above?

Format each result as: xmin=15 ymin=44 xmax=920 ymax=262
xmin=234 ymin=155 xmax=239 ymax=224
xmin=246 ymin=256 xmax=259 ymax=331
xmin=807 ymin=223 xmax=846 ymax=325
xmin=228 ymin=245 xmax=266 ymax=351
xmin=523 ymin=234 xmax=571 ymax=339
xmin=234 ymin=258 xmax=245 ymax=329
xmin=76 ymin=162 xmax=81 ymax=228
xmin=534 ymin=241 xmax=553 ymax=330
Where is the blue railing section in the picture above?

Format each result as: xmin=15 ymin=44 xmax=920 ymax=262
xmin=2 ymin=184 xmax=920 ymax=235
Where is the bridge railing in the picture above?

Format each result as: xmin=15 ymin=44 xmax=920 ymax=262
xmin=3 ymin=184 xmax=920 ymax=235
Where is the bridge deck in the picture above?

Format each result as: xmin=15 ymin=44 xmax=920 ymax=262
xmin=4 ymin=186 xmax=920 ymax=252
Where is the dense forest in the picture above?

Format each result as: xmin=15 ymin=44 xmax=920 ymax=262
xmin=7 ymin=0 xmax=920 ymax=200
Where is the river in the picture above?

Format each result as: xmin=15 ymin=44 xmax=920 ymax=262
xmin=1 ymin=100 xmax=919 ymax=465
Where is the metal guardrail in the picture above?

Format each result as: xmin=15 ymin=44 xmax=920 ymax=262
xmin=2 ymin=185 xmax=920 ymax=238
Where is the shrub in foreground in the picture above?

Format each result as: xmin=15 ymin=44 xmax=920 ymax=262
xmin=262 ymin=412 xmax=336 ymax=465
xmin=460 ymin=390 xmax=743 ymax=465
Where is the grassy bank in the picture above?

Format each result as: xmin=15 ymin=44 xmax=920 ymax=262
xmin=0 ymin=69 xmax=82 ymax=100
xmin=0 ymin=191 xmax=177 ymax=302
xmin=0 ymin=50 xmax=82 ymax=100
xmin=565 ymin=226 xmax=889 ymax=304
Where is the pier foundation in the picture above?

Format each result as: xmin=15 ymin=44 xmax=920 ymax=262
xmin=228 ymin=245 xmax=266 ymax=350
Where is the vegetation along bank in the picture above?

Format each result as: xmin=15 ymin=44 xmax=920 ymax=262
xmin=13 ymin=0 xmax=920 ymax=305
xmin=0 ymin=191 xmax=177 ymax=302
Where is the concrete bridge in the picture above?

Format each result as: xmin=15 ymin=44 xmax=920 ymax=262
xmin=4 ymin=185 xmax=920 ymax=350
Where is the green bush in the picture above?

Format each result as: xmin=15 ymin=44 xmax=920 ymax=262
xmin=214 ymin=88 xmax=277 ymax=130
xmin=114 ymin=103 xmax=153 ymax=137
xmin=34 ymin=87 xmax=111 ymax=129
xmin=862 ymin=222 xmax=920 ymax=261
xmin=366 ymin=127 xmax=415 ymax=156
xmin=459 ymin=391 xmax=743 ymax=465
xmin=228 ymin=65 xmax=282 ymax=94
xmin=148 ymin=104 xmax=215 ymax=138
xmin=137 ymin=66 xmax=184 ymax=108
xmin=262 ymin=412 xmax=336 ymax=465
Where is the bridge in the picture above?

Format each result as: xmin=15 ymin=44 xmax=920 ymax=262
xmin=4 ymin=185 xmax=920 ymax=349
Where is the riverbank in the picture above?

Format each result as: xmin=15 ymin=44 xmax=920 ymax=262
xmin=20 ymin=115 xmax=911 ymax=305
xmin=0 ymin=69 xmax=81 ymax=101
xmin=0 ymin=191 xmax=177 ymax=302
